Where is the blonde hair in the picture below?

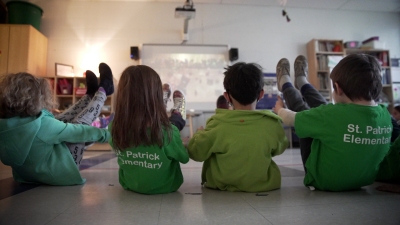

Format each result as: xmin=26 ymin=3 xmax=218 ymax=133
xmin=0 ymin=72 xmax=55 ymax=118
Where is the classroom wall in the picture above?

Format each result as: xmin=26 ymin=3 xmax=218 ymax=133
xmin=26 ymin=1 xmax=399 ymax=80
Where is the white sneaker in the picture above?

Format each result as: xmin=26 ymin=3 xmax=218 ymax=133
xmin=171 ymin=90 xmax=186 ymax=119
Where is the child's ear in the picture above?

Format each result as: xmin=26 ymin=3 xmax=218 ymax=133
xmin=334 ymin=82 xmax=344 ymax=96
xmin=258 ymin=90 xmax=265 ymax=101
xmin=223 ymin=92 xmax=229 ymax=101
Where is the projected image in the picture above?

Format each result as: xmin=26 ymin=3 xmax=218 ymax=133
xmin=141 ymin=45 xmax=230 ymax=110
xmin=143 ymin=56 xmax=228 ymax=110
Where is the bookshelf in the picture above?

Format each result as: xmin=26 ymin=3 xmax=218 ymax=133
xmin=306 ymin=39 xmax=345 ymax=102
xmin=49 ymin=76 xmax=115 ymax=151
xmin=51 ymin=76 xmax=114 ymax=115
xmin=345 ymin=49 xmax=393 ymax=111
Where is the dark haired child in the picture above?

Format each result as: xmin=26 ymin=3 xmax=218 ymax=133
xmin=216 ymin=95 xmax=230 ymax=109
xmin=188 ymin=62 xmax=289 ymax=192
xmin=0 ymin=63 xmax=113 ymax=185
xmin=109 ymin=65 xmax=189 ymax=195
xmin=392 ymin=105 xmax=400 ymax=125
xmin=273 ymin=54 xmax=392 ymax=191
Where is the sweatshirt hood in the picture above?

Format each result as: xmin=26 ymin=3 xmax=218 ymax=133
xmin=212 ymin=108 xmax=282 ymax=123
xmin=0 ymin=112 xmax=43 ymax=166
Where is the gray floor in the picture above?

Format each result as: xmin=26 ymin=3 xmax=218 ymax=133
xmin=0 ymin=149 xmax=399 ymax=225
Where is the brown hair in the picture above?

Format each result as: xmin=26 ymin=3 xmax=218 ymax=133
xmin=111 ymin=65 xmax=172 ymax=150
xmin=330 ymin=53 xmax=382 ymax=101
xmin=0 ymin=72 xmax=54 ymax=118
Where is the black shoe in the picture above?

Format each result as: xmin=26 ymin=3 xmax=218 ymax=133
xmin=99 ymin=63 xmax=114 ymax=96
xmin=85 ymin=70 xmax=99 ymax=96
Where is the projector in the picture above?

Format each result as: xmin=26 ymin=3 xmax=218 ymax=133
xmin=175 ymin=7 xmax=196 ymax=19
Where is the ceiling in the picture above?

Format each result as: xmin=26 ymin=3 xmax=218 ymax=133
xmin=3 ymin=0 xmax=400 ymax=12
xmin=65 ymin=0 xmax=400 ymax=13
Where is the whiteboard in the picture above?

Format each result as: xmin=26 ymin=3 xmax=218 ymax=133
xmin=141 ymin=44 xmax=230 ymax=111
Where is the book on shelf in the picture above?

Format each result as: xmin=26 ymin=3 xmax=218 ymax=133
xmin=317 ymin=55 xmax=328 ymax=70
xmin=317 ymin=73 xmax=330 ymax=90
xmin=379 ymin=52 xmax=388 ymax=67
xmin=382 ymin=69 xmax=391 ymax=84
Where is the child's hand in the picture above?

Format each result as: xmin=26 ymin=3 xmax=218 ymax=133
xmin=196 ymin=126 xmax=204 ymax=132
xmin=182 ymin=136 xmax=190 ymax=147
xmin=273 ymin=96 xmax=285 ymax=114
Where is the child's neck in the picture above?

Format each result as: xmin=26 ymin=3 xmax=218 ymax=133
xmin=231 ymin=100 xmax=257 ymax=110
xmin=338 ymin=98 xmax=377 ymax=106
xmin=351 ymin=99 xmax=377 ymax=106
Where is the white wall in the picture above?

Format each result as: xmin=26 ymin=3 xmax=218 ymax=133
xmin=28 ymin=1 xmax=399 ymax=80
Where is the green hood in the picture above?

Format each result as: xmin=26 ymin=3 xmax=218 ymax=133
xmin=0 ymin=114 xmax=42 ymax=166
xmin=212 ymin=108 xmax=282 ymax=123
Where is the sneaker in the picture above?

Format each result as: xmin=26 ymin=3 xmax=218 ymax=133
xmin=276 ymin=58 xmax=290 ymax=92
xmin=294 ymin=55 xmax=308 ymax=90
xmin=162 ymin=83 xmax=171 ymax=108
xmin=171 ymin=90 xmax=186 ymax=119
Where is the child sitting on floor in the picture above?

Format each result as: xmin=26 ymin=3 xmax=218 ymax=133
xmin=109 ymin=65 xmax=189 ymax=194
xmin=188 ymin=62 xmax=289 ymax=192
xmin=273 ymin=54 xmax=392 ymax=191
xmin=0 ymin=63 xmax=114 ymax=185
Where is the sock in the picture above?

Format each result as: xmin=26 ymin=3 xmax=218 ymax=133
xmin=279 ymin=75 xmax=291 ymax=90
xmin=282 ymin=82 xmax=294 ymax=92
xmin=296 ymin=76 xmax=309 ymax=90
xmin=300 ymin=83 xmax=314 ymax=96
xmin=98 ymin=87 xmax=106 ymax=94
xmin=85 ymin=70 xmax=99 ymax=97
xmin=99 ymin=63 xmax=114 ymax=96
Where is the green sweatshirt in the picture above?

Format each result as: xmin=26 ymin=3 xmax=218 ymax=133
xmin=109 ymin=124 xmax=189 ymax=194
xmin=295 ymin=103 xmax=392 ymax=191
xmin=188 ymin=109 xmax=289 ymax=192
xmin=0 ymin=110 xmax=110 ymax=185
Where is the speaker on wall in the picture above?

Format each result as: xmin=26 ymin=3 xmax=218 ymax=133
xmin=130 ymin=46 xmax=139 ymax=60
xmin=229 ymin=48 xmax=239 ymax=61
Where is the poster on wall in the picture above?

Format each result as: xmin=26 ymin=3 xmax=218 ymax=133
xmin=141 ymin=44 xmax=230 ymax=110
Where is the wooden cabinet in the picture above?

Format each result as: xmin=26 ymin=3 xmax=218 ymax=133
xmin=307 ymin=39 xmax=346 ymax=102
xmin=345 ymin=49 xmax=393 ymax=111
xmin=0 ymin=25 xmax=47 ymax=78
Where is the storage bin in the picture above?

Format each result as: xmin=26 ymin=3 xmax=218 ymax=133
xmin=6 ymin=1 xmax=43 ymax=31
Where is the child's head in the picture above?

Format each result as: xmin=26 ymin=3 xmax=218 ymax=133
xmin=216 ymin=95 xmax=229 ymax=109
xmin=223 ymin=62 xmax=264 ymax=107
xmin=111 ymin=65 xmax=171 ymax=150
xmin=0 ymin=72 xmax=54 ymax=118
xmin=392 ymin=105 xmax=400 ymax=121
xmin=330 ymin=53 xmax=382 ymax=102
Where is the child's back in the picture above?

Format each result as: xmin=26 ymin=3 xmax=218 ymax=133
xmin=109 ymin=65 xmax=189 ymax=194
xmin=0 ymin=72 xmax=110 ymax=185
xmin=297 ymin=103 xmax=391 ymax=190
xmin=188 ymin=62 xmax=289 ymax=192
xmin=274 ymin=54 xmax=393 ymax=191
